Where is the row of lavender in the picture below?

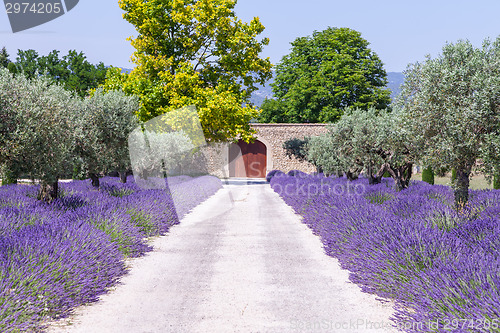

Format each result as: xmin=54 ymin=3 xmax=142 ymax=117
xmin=0 ymin=175 xmax=222 ymax=332
xmin=269 ymin=171 xmax=500 ymax=332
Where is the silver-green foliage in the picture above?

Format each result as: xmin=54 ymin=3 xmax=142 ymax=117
xmin=0 ymin=68 xmax=77 ymax=184
xmin=129 ymin=129 xmax=195 ymax=178
xmin=307 ymin=107 xmax=415 ymax=188
xmin=75 ymin=88 xmax=139 ymax=177
xmin=308 ymin=108 xmax=385 ymax=177
xmin=307 ymin=134 xmax=341 ymax=175
xmin=0 ymin=69 xmax=139 ymax=197
xmin=396 ymin=38 xmax=500 ymax=204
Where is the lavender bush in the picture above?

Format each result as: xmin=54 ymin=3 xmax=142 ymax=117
xmin=270 ymin=174 xmax=500 ymax=332
xmin=0 ymin=175 xmax=222 ymax=332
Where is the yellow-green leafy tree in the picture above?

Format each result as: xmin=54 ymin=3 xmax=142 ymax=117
xmin=105 ymin=0 xmax=272 ymax=142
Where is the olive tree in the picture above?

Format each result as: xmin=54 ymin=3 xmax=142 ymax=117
xmin=0 ymin=68 xmax=77 ymax=202
xmin=396 ymin=38 xmax=500 ymax=206
xmin=129 ymin=130 xmax=195 ymax=179
xmin=307 ymin=134 xmax=348 ymax=177
xmin=0 ymin=70 xmax=20 ymax=185
xmin=74 ymin=88 xmax=139 ymax=186
xmin=480 ymin=133 xmax=500 ymax=189
xmin=307 ymin=108 xmax=416 ymax=189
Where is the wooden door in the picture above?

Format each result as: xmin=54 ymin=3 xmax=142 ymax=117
xmin=229 ymin=140 xmax=266 ymax=178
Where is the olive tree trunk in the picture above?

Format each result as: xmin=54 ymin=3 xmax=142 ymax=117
xmin=367 ymin=165 xmax=382 ymax=185
xmin=346 ymin=170 xmax=359 ymax=181
xmin=90 ymin=173 xmax=100 ymax=187
xmin=376 ymin=162 xmax=413 ymax=191
xmin=454 ymin=167 xmax=470 ymax=208
xmin=119 ymin=171 xmax=127 ymax=183
xmin=38 ymin=180 xmax=59 ymax=203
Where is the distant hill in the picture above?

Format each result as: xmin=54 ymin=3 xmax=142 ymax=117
xmin=386 ymin=72 xmax=405 ymax=101
xmin=250 ymin=72 xmax=405 ymax=107
xmin=250 ymin=77 xmax=274 ymax=106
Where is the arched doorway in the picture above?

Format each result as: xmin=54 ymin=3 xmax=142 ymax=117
xmin=229 ymin=140 xmax=267 ymax=178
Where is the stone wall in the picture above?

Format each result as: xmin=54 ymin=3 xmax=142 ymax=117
xmin=201 ymin=143 xmax=227 ymax=179
xmin=251 ymin=124 xmax=328 ymax=174
xmin=202 ymin=123 xmax=329 ymax=178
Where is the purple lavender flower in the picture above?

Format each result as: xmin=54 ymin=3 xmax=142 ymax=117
xmin=0 ymin=175 xmax=222 ymax=332
xmin=271 ymin=173 xmax=500 ymax=332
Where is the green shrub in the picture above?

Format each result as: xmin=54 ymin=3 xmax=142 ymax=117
xmin=1 ymin=166 xmax=18 ymax=186
xmin=494 ymin=174 xmax=500 ymax=190
xmin=436 ymin=166 xmax=449 ymax=177
xmin=421 ymin=166 xmax=434 ymax=185
xmin=283 ymin=137 xmax=309 ymax=162
xmin=451 ymin=168 xmax=457 ymax=184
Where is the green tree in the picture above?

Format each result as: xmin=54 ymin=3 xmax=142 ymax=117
xmin=15 ymin=49 xmax=39 ymax=78
xmin=307 ymin=134 xmax=345 ymax=177
xmin=107 ymin=0 xmax=272 ymax=142
xmin=494 ymin=174 xmax=500 ymax=190
xmin=13 ymin=49 xmax=107 ymax=97
xmin=480 ymin=133 xmax=500 ymax=189
xmin=0 ymin=47 xmax=10 ymax=68
xmin=0 ymin=68 xmax=77 ymax=202
xmin=258 ymin=98 xmax=287 ymax=123
xmin=266 ymin=27 xmax=391 ymax=123
xmin=63 ymin=50 xmax=107 ymax=97
xmin=422 ymin=166 xmax=435 ymax=185
xmin=74 ymin=88 xmax=140 ymax=187
xmin=308 ymin=108 xmax=415 ymax=189
xmin=283 ymin=137 xmax=310 ymax=161
xmin=397 ymin=38 xmax=500 ymax=206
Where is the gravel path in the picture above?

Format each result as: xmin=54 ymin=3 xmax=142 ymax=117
xmin=49 ymin=182 xmax=397 ymax=333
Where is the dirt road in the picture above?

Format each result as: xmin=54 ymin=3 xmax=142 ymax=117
xmin=50 ymin=182 xmax=396 ymax=333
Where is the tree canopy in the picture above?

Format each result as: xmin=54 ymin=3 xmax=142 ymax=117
xmin=0 ymin=68 xmax=77 ymax=201
xmin=259 ymin=27 xmax=391 ymax=123
xmin=0 ymin=47 xmax=10 ymax=68
xmin=9 ymin=49 xmax=107 ymax=97
xmin=74 ymin=88 xmax=140 ymax=186
xmin=307 ymin=108 xmax=415 ymax=189
xmin=0 ymin=68 xmax=140 ymax=200
xmin=105 ymin=0 xmax=272 ymax=142
xmin=396 ymin=38 xmax=500 ymax=206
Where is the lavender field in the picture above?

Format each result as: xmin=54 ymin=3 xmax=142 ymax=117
xmin=270 ymin=172 xmax=500 ymax=332
xmin=0 ymin=175 xmax=222 ymax=332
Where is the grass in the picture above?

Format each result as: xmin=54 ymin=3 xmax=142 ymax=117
xmin=411 ymin=172 xmax=493 ymax=190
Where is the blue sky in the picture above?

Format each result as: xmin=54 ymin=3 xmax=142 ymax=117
xmin=1 ymin=0 xmax=500 ymax=72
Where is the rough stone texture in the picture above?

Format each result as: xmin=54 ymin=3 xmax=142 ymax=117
xmin=251 ymin=124 xmax=328 ymax=175
xmin=199 ymin=124 xmax=328 ymax=178
xmin=202 ymin=124 xmax=327 ymax=178
xmin=200 ymin=143 xmax=227 ymax=179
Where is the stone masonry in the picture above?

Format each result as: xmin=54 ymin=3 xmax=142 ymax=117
xmin=251 ymin=123 xmax=328 ymax=174
xmin=202 ymin=124 xmax=329 ymax=178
